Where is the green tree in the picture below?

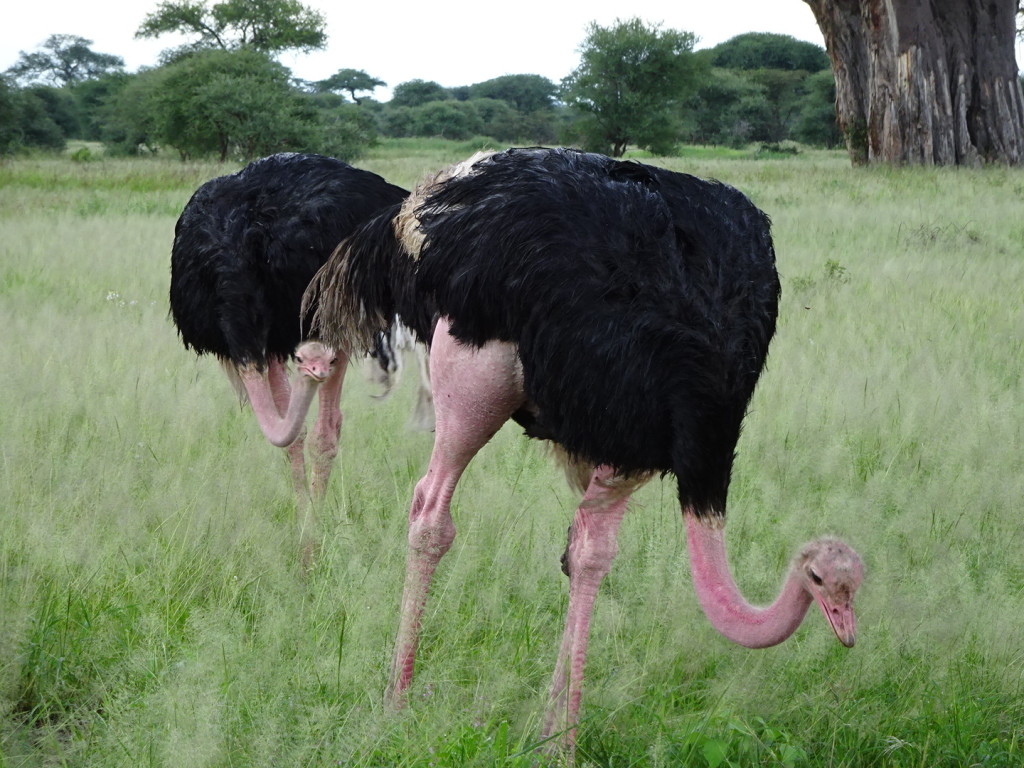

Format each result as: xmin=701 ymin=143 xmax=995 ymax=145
xmin=518 ymin=109 xmax=560 ymax=144
xmin=5 ymin=34 xmax=124 ymax=87
xmin=118 ymin=49 xmax=333 ymax=160
xmin=19 ymin=94 xmax=66 ymax=150
xmin=390 ymin=79 xmax=450 ymax=108
xmin=742 ymin=68 xmax=812 ymax=141
xmin=410 ymin=100 xmax=482 ymax=139
xmin=136 ymin=0 xmax=327 ymax=58
xmin=706 ymin=32 xmax=829 ymax=71
xmin=0 ymin=78 xmax=18 ymax=154
xmin=466 ymin=97 xmax=519 ymax=141
xmin=24 ymin=85 xmax=80 ymax=137
xmin=100 ymin=69 xmax=164 ymax=155
xmin=561 ymin=18 xmax=702 ymax=156
xmin=698 ymin=33 xmax=832 ymax=145
xmin=315 ymin=68 xmax=385 ymax=104
xmin=0 ymin=78 xmax=66 ymax=153
xmin=69 ymin=72 xmax=131 ymax=141
xmin=193 ymin=73 xmax=316 ymax=159
xmin=469 ymin=74 xmax=557 ymax=112
xmin=381 ymin=105 xmax=416 ymax=137
xmin=314 ymin=101 xmax=380 ymax=159
xmin=301 ymin=90 xmax=381 ymax=157
xmin=793 ymin=69 xmax=842 ymax=146
xmin=682 ymin=68 xmax=769 ymax=147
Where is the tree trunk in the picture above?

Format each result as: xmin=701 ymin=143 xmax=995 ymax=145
xmin=803 ymin=0 xmax=1024 ymax=165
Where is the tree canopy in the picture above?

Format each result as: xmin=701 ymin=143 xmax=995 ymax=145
xmin=5 ymin=35 xmax=124 ymax=87
xmin=136 ymin=0 xmax=327 ymax=58
xmin=1 ymin=10 xmax=848 ymax=158
xmin=705 ymin=32 xmax=829 ymax=72
xmin=104 ymin=48 xmax=347 ymax=161
xmin=314 ymin=68 xmax=385 ymax=104
xmin=562 ymin=18 xmax=702 ymax=156
xmin=468 ymin=75 xmax=558 ymax=113
xmin=390 ymin=79 xmax=451 ymax=108
xmin=0 ymin=76 xmax=67 ymax=153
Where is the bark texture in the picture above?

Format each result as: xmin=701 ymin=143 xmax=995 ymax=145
xmin=803 ymin=0 xmax=1024 ymax=165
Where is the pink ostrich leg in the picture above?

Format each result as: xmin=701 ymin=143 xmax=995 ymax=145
xmin=310 ymin=352 xmax=349 ymax=500
xmin=237 ymin=342 xmax=340 ymax=567
xmin=386 ymin=319 xmax=524 ymax=706
xmin=540 ymin=466 xmax=632 ymax=752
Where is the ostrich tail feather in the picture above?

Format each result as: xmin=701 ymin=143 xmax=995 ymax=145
xmin=303 ymin=203 xmax=408 ymax=356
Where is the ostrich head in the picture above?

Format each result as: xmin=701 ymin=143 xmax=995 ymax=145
xmin=294 ymin=341 xmax=337 ymax=383
xmin=796 ymin=538 xmax=863 ymax=647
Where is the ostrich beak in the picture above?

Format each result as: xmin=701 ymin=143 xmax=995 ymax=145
xmin=298 ymin=363 xmax=331 ymax=382
xmin=816 ymin=596 xmax=856 ymax=647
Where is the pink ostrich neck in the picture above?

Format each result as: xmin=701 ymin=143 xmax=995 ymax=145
xmin=240 ymin=365 xmax=320 ymax=448
xmin=685 ymin=512 xmax=812 ymax=649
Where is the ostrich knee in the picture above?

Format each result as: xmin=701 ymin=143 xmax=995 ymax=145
xmin=562 ymin=520 xmax=620 ymax=582
xmin=313 ymin=410 xmax=342 ymax=462
xmin=407 ymin=480 xmax=457 ymax=563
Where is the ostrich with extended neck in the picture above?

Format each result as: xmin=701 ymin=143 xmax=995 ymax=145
xmin=305 ymin=147 xmax=863 ymax=754
xmin=169 ymin=153 xmax=410 ymax=557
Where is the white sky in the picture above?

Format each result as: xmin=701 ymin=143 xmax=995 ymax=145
xmin=2 ymin=0 xmax=831 ymax=99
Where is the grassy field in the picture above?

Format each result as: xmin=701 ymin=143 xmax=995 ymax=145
xmin=1 ymin=139 xmax=1022 ymax=767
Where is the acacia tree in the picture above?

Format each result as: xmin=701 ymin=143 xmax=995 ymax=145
xmin=136 ymin=0 xmax=326 ymax=58
xmin=562 ymin=18 xmax=702 ymax=156
xmin=803 ymin=0 xmax=1024 ymax=165
xmin=315 ymin=68 xmax=385 ymax=104
xmin=5 ymin=35 xmax=124 ymax=87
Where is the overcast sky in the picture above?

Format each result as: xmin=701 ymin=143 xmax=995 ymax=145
xmin=2 ymin=0 xmax=837 ymax=98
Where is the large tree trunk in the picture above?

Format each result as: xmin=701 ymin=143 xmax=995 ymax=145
xmin=803 ymin=0 xmax=1024 ymax=165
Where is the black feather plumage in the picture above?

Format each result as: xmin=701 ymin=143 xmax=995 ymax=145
xmin=314 ymin=147 xmax=780 ymax=515
xmin=169 ymin=152 xmax=408 ymax=368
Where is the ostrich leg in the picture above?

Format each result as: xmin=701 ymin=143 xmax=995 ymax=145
xmin=408 ymin=343 xmax=435 ymax=432
xmin=310 ymin=352 xmax=349 ymax=500
xmin=541 ymin=466 xmax=632 ymax=754
xmin=386 ymin=319 xmax=524 ymax=706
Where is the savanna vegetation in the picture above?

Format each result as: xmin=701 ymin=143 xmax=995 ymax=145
xmin=2 ymin=5 xmax=843 ymax=161
xmin=1 ymin=139 xmax=1021 ymax=767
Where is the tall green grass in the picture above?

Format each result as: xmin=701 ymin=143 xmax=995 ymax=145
xmin=1 ymin=144 xmax=1022 ymax=767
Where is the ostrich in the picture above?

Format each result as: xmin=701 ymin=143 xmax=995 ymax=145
xmin=304 ymin=147 xmax=863 ymax=754
xmin=368 ymin=320 xmax=435 ymax=431
xmin=169 ymin=153 xmax=414 ymax=550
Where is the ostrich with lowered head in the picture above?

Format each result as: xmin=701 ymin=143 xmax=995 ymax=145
xmin=304 ymin=147 xmax=863 ymax=754
xmin=169 ymin=153 xmax=412 ymax=551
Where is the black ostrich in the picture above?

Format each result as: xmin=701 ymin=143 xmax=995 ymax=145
xmin=169 ymin=153 xmax=411 ymax=545
xmin=304 ymin=147 xmax=863 ymax=754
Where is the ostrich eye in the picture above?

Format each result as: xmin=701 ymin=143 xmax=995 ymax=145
xmin=809 ymin=570 xmax=824 ymax=586
xmin=295 ymin=356 xmax=304 ymax=364
xmin=330 ymin=357 xmax=338 ymax=365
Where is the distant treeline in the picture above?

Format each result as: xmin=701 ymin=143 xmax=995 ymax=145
xmin=1 ymin=32 xmax=843 ymax=160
